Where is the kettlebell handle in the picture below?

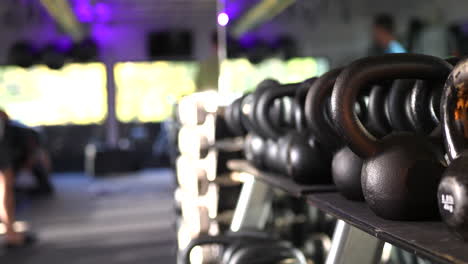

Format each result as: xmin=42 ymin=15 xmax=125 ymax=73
xmin=294 ymin=78 xmax=316 ymax=133
xmin=305 ymin=68 xmax=344 ymax=152
xmin=256 ymin=83 xmax=300 ymax=139
xmin=332 ymin=53 xmax=452 ymax=158
xmin=441 ymin=58 xmax=468 ymax=161
xmin=243 ymin=79 xmax=280 ymax=138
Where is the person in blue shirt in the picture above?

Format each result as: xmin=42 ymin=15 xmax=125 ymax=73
xmin=372 ymin=13 xmax=406 ymax=54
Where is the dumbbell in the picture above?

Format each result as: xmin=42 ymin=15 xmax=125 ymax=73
xmin=178 ymin=91 xmax=219 ymax=126
xmin=178 ymin=125 xmax=212 ymax=159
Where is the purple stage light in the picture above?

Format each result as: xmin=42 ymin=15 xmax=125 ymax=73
xmin=75 ymin=3 xmax=93 ymax=22
xmin=217 ymin=12 xmax=229 ymax=26
xmin=55 ymin=37 xmax=73 ymax=51
xmin=95 ymin=3 xmax=111 ymax=22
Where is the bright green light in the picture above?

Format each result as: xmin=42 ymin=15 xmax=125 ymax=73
xmin=114 ymin=61 xmax=199 ymax=123
xmin=0 ymin=63 xmax=107 ymax=126
xmin=219 ymin=57 xmax=329 ymax=94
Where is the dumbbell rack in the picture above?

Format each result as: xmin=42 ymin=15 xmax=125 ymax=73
xmin=228 ymin=159 xmax=468 ymax=264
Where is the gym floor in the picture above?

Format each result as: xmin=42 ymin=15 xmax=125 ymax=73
xmin=0 ymin=169 xmax=177 ymax=264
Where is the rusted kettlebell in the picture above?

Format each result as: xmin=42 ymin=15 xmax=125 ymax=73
xmin=406 ymin=57 xmax=461 ymax=134
xmin=437 ymin=58 xmax=468 ymax=240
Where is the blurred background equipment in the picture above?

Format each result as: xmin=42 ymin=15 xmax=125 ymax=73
xmin=147 ymin=30 xmax=194 ymax=60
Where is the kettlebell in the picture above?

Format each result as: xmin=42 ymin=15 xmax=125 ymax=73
xmin=216 ymin=108 xmax=240 ymax=140
xmin=256 ymin=80 xmax=332 ymax=184
xmin=242 ymin=81 xmax=277 ymax=134
xmin=406 ymin=80 xmax=440 ymax=134
xmin=294 ymin=79 xmax=313 ymax=133
xmin=406 ymin=58 xmax=461 ymax=134
xmin=437 ymin=58 xmax=468 ymax=240
xmin=367 ymin=84 xmax=392 ymax=137
xmin=305 ymin=68 xmax=364 ymax=200
xmin=386 ymin=79 xmax=416 ymax=131
xmin=254 ymin=82 xmax=299 ymax=173
xmin=332 ymin=53 xmax=452 ymax=220
xmin=253 ymin=82 xmax=298 ymax=173
xmin=225 ymin=95 xmax=248 ymax=137
xmin=429 ymin=84 xmax=442 ymax=124
xmin=243 ymin=79 xmax=281 ymax=169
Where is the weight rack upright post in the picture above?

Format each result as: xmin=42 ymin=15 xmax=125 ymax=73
xmin=230 ymin=174 xmax=273 ymax=231
xmin=326 ymin=220 xmax=384 ymax=264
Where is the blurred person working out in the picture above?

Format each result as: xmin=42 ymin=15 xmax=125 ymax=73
xmin=0 ymin=110 xmax=42 ymax=248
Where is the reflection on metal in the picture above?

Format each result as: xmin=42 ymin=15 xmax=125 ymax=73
xmin=230 ymin=172 xmax=254 ymax=183
xmin=326 ymin=220 xmax=384 ymax=264
xmin=381 ymin=243 xmax=393 ymax=263
xmin=40 ymin=0 xmax=85 ymax=41
xmin=232 ymin=0 xmax=296 ymax=38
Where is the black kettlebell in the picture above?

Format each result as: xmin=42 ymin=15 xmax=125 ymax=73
xmin=405 ymin=80 xmax=448 ymax=170
xmin=332 ymin=53 xmax=452 ymax=220
xmin=243 ymin=79 xmax=281 ymax=169
xmin=253 ymin=82 xmax=297 ymax=173
xmin=437 ymin=58 xmax=468 ymax=240
xmin=406 ymin=80 xmax=439 ymax=134
xmin=367 ymin=84 xmax=392 ymax=137
xmin=305 ymin=68 xmax=364 ymax=200
xmin=256 ymin=80 xmax=332 ymax=184
xmin=429 ymin=84 xmax=442 ymax=124
xmin=225 ymin=95 xmax=248 ymax=137
xmin=249 ymin=80 xmax=293 ymax=138
xmin=255 ymin=82 xmax=300 ymax=173
xmin=294 ymin=79 xmax=313 ymax=133
xmin=386 ymin=79 xmax=416 ymax=131
xmin=216 ymin=108 xmax=241 ymax=140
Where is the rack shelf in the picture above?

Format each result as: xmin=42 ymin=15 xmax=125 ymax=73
xmin=229 ymin=159 xmax=468 ymax=264
xmin=307 ymin=193 xmax=467 ymax=264
xmin=227 ymin=160 xmax=336 ymax=197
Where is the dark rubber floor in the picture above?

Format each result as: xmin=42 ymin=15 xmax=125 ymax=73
xmin=0 ymin=169 xmax=177 ymax=264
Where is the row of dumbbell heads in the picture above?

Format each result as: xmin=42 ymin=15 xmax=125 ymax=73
xmin=224 ymin=53 xmax=468 ymax=240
